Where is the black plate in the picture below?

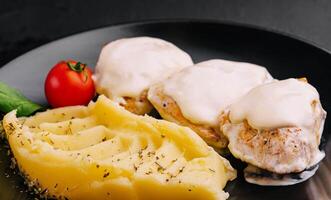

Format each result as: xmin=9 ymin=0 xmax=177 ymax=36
xmin=0 ymin=20 xmax=330 ymax=200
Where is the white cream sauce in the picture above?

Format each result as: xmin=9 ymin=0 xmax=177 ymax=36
xmin=227 ymin=78 xmax=326 ymax=175
xmin=229 ymin=78 xmax=323 ymax=130
xmin=93 ymin=37 xmax=193 ymax=102
xmin=162 ymin=59 xmax=273 ymax=126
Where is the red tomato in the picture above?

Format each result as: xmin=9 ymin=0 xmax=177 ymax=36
xmin=45 ymin=60 xmax=95 ymax=108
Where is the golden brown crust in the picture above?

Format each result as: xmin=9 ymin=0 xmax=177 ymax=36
xmin=220 ymin=78 xmax=326 ymax=173
xmin=220 ymin=106 xmax=324 ymax=174
xmin=148 ymin=85 xmax=228 ymax=150
xmin=120 ymin=90 xmax=154 ymax=115
xmin=96 ymin=84 xmax=153 ymax=115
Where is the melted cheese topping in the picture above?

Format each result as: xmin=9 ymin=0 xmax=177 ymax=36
xmin=93 ymin=37 xmax=193 ymax=102
xmin=229 ymin=78 xmax=323 ymax=130
xmin=162 ymin=59 xmax=273 ymax=126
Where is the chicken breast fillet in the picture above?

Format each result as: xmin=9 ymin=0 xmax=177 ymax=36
xmin=148 ymin=59 xmax=273 ymax=150
xmin=220 ymin=79 xmax=326 ymax=174
xmin=220 ymin=115 xmax=324 ymax=174
xmin=93 ymin=37 xmax=193 ymax=115
xmin=148 ymin=84 xmax=228 ymax=150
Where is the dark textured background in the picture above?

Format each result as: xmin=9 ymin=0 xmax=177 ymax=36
xmin=1 ymin=0 xmax=331 ymax=67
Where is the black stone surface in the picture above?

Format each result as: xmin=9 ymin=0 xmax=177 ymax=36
xmin=1 ymin=0 xmax=331 ymax=67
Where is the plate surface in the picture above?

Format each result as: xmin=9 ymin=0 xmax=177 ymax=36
xmin=0 ymin=20 xmax=330 ymax=200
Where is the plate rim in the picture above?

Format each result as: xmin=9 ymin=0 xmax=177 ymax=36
xmin=1 ymin=18 xmax=330 ymax=71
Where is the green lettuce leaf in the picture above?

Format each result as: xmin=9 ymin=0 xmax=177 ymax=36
xmin=0 ymin=82 xmax=43 ymax=117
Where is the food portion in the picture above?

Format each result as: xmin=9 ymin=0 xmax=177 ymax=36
xmin=3 ymin=95 xmax=236 ymax=200
xmin=0 ymin=33 xmax=328 ymax=199
xmin=45 ymin=60 xmax=95 ymax=108
xmin=220 ymin=78 xmax=326 ymax=185
xmin=148 ymin=59 xmax=273 ymax=150
xmin=93 ymin=37 xmax=193 ymax=115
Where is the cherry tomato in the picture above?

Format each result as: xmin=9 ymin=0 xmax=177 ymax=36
xmin=45 ymin=60 xmax=95 ymax=108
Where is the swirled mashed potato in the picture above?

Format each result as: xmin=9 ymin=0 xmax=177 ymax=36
xmin=3 ymin=96 xmax=236 ymax=200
